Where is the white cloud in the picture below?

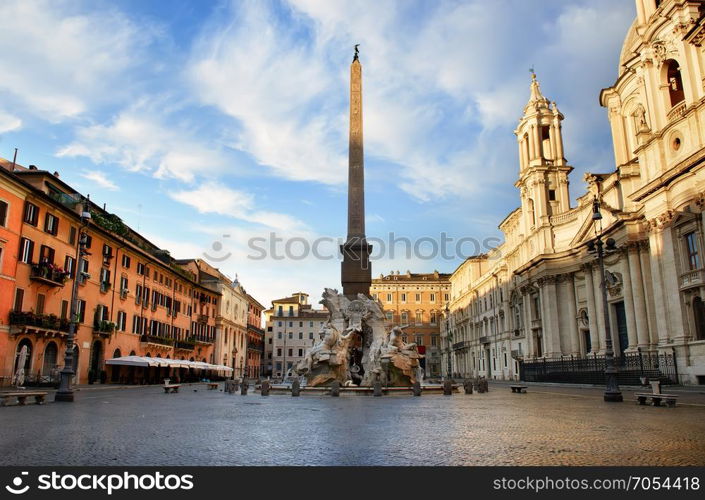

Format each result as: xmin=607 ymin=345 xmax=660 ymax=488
xmin=81 ymin=170 xmax=119 ymax=191
xmin=0 ymin=110 xmax=21 ymax=133
xmin=188 ymin=0 xmax=346 ymax=186
xmin=170 ymin=182 xmax=307 ymax=231
xmin=0 ymin=0 xmax=155 ymax=120
xmin=56 ymin=107 xmax=228 ymax=182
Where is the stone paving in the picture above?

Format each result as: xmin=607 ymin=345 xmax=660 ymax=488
xmin=0 ymin=383 xmax=704 ymax=466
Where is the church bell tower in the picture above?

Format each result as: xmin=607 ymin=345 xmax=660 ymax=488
xmin=514 ymin=72 xmax=573 ymax=231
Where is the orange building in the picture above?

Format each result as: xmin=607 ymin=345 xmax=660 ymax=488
xmin=0 ymin=159 xmax=219 ymax=386
xmin=245 ymin=294 xmax=265 ymax=378
xmin=371 ymin=271 xmax=451 ymax=378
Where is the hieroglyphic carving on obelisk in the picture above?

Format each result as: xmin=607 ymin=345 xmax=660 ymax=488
xmin=341 ymin=45 xmax=372 ymax=298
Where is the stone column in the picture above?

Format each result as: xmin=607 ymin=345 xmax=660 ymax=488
xmin=639 ymin=244 xmax=658 ymax=347
xmin=627 ymin=244 xmax=651 ymax=349
xmin=565 ymin=273 xmax=580 ymax=355
xmin=619 ymin=251 xmax=639 ymax=351
xmin=583 ymin=266 xmax=599 ymax=354
xmin=648 ymin=229 xmax=672 ymax=345
xmin=591 ymin=264 xmax=606 ymax=353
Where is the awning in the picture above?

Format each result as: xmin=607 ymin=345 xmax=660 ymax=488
xmin=106 ymin=356 xmax=233 ymax=372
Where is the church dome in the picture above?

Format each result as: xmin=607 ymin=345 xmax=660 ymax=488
xmin=618 ymin=19 xmax=639 ymax=76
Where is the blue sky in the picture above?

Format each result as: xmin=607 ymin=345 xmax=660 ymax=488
xmin=0 ymin=0 xmax=635 ymax=306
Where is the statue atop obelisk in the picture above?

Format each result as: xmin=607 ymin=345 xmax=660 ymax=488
xmin=341 ymin=44 xmax=372 ymax=298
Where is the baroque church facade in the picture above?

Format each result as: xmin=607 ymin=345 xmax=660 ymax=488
xmin=443 ymin=0 xmax=705 ymax=386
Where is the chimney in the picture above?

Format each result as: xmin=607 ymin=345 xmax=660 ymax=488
xmin=28 ymin=165 xmax=38 ymax=170
xmin=53 ymin=171 xmax=60 ymax=177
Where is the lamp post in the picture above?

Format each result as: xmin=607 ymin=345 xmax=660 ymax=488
xmin=587 ymin=197 xmax=623 ymax=403
xmin=55 ymin=199 xmax=91 ymax=402
xmin=444 ymin=304 xmax=453 ymax=381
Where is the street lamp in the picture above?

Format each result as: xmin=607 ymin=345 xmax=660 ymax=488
xmin=587 ymin=197 xmax=623 ymax=403
xmin=444 ymin=304 xmax=453 ymax=381
xmin=55 ymin=199 xmax=91 ymax=402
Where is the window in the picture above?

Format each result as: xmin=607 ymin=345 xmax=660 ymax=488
xmin=288 ymin=305 xmax=294 ymax=316
xmin=401 ymin=293 xmax=406 ymax=303
xmin=401 ymin=311 xmax=408 ymax=323
xmin=44 ymin=213 xmax=59 ymax=235
xmin=61 ymin=300 xmax=68 ymax=319
xmin=415 ymin=311 xmax=422 ymax=324
xmin=277 ymin=348 xmax=282 ymax=357
xmin=13 ymin=288 xmax=24 ymax=311
xmin=122 ymin=255 xmax=131 ymax=268
xmin=666 ymin=59 xmax=685 ymax=107
xmin=117 ymin=311 xmax=127 ymax=331
xmin=83 ymin=234 xmax=92 ymax=249
xmin=309 ymin=332 xmax=314 ymax=339
xmin=298 ymin=332 xmax=303 ymax=339
xmin=137 ymin=263 xmax=145 ymax=275
xmin=298 ymin=348 xmax=303 ymax=357
xmin=277 ymin=332 xmax=282 ymax=339
xmin=69 ymin=226 xmax=77 ymax=245
xmin=77 ymin=300 xmax=86 ymax=323
xmin=39 ymin=245 xmax=55 ymax=264
xmin=288 ymin=348 xmax=293 ymax=357
xmin=0 ymin=200 xmax=8 ymax=227
xmin=36 ymin=294 xmax=45 ymax=314
xmin=415 ymin=293 xmax=421 ymax=303
xmin=385 ymin=311 xmax=393 ymax=322
xmin=64 ymin=256 xmax=75 ymax=278
xmin=23 ymin=201 xmax=39 ymax=226
xmin=288 ymin=332 xmax=293 ymax=339
xmin=430 ymin=312 xmax=438 ymax=324
xmin=444 ymin=293 xmax=449 ymax=302
xmin=685 ymin=232 xmax=701 ymax=270
xmin=548 ymin=189 xmax=556 ymax=201
xmin=19 ymin=238 xmax=34 ymax=263
xmin=415 ymin=335 xmax=423 ymax=346
xmin=120 ymin=276 xmax=129 ymax=291
xmin=430 ymin=293 xmax=436 ymax=302
xmin=431 ymin=335 xmax=438 ymax=347
xmin=387 ymin=293 xmax=392 ymax=303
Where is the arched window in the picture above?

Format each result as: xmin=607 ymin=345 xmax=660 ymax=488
xmin=665 ymin=59 xmax=685 ymax=107
xmin=693 ymin=297 xmax=705 ymax=340
xmin=113 ymin=349 xmax=122 ymax=358
xmin=42 ymin=342 xmax=58 ymax=376
xmin=14 ymin=338 xmax=33 ymax=374
xmin=528 ymin=198 xmax=536 ymax=227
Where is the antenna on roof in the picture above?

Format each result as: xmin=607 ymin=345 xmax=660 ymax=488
xmin=11 ymin=148 xmax=17 ymax=171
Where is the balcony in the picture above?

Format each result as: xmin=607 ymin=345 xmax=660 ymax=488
xmin=452 ymin=340 xmax=471 ymax=350
xmin=189 ymin=336 xmax=214 ymax=345
xmin=93 ymin=320 xmax=116 ymax=338
xmin=140 ymin=335 xmax=174 ymax=347
xmin=479 ymin=336 xmax=490 ymax=345
xmin=197 ymin=314 xmax=209 ymax=324
xmin=9 ymin=311 xmax=71 ymax=337
xmin=667 ymin=100 xmax=687 ymax=122
xmin=30 ymin=263 xmax=68 ymax=287
xmin=680 ymin=269 xmax=705 ymax=290
xmin=174 ymin=339 xmax=196 ymax=351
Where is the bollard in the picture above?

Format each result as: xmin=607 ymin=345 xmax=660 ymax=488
xmin=373 ymin=381 xmax=383 ymax=397
xmin=232 ymin=379 xmax=240 ymax=393
xmin=464 ymin=379 xmax=473 ymax=395
xmin=291 ymin=379 xmax=300 ymax=397
xmin=443 ymin=379 xmax=453 ymax=396
xmin=260 ymin=380 xmax=270 ymax=396
xmin=240 ymin=380 xmax=249 ymax=395
xmin=330 ymin=380 xmax=340 ymax=397
xmin=412 ymin=381 xmax=422 ymax=396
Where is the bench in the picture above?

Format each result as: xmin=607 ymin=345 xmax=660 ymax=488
xmin=0 ymin=391 xmax=48 ymax=406
xmin=206 ymin=382 xmax=219 ymax=390
xmin=510 ymin=385 xmax=528 ymax=393
xmin=635 ymin=393 xmax=678 ymax=408
xmin=162 ymin=384 xmax=180 ymax=394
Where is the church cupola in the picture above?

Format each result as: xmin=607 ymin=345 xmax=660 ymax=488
xmin=514 ymin=72 xmax=573 ymax=228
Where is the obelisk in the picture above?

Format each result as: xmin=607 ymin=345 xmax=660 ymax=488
xmin=341 ymin=45 xmax=372 ymax=298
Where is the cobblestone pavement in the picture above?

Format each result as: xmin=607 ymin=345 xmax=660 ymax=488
xmin=1 ymin=383 xmax=704 ymax=466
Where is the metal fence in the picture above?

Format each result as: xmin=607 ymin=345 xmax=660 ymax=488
xmin=519 ymin=350 xmax=679 ymax=385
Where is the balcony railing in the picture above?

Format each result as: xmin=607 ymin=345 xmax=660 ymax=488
xmin=479 ymin=336 xmax=490 ymax=344
xmin=9 ymin=311 xmax=71 ymax=334
xmin=680 ymin=269 xmax=704 ymax=290
xmin=174 ymin=339 xmax=196 ymax=350
xmin=30 ymin=263 xmax=68 ymax=287
xmin=140 ymin=335 xmax=174 ymax=346
xmin=197 ymin=314 xmax=209 ymax=323
xmin=667 ymin=100 xmax=687 ymax=121
xmin=93 ymin=320 xmax=116 ymax=337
